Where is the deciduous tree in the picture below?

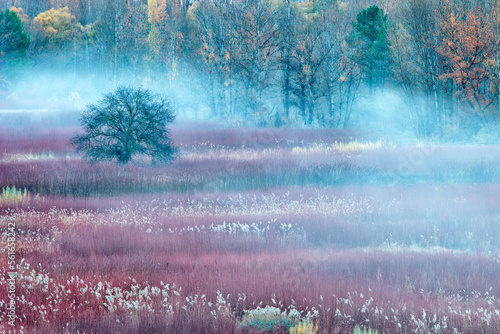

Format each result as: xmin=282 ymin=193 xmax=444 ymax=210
xmin=71 ymin=86 xmax=177 ymax=170
xmin=191 ymin=0 xmax=236 ymax=118
xmin=320 ymin=1 xmax=360 ymax=128
xmin=486 ymin=0 xmax=500 ymax=114
xmin=231 ymin=0 xmax=281 ymax=115
xmin=395 ymin=0 xmax=443 ymax=137
xmin=438 ymin=2 xmax=494 ymax=125
xmin=289 ymin=6 xmax=331 ymax=125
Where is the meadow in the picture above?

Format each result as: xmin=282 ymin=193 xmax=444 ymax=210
xmin=0 ymin=114 xmax=499 ymax=333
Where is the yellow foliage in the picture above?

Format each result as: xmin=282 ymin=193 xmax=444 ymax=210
xmin=331 ymin=139 xmax=384 ymax=152
xmin=289 ymin=321 xmax=318 ymax=334
xmin=33 ymin=6 xmax=83 ymax=43
xmin=148 ymin=0 xmax=159 ymax=24
xmin=34 ymin=7 xmax=73 ymax=31
xmin=45 ymin=26 xmax=58 ymax=35
xmin=292 ymin=140 xmax=385 ymax=155
xmin=0 ymin=186 xmax=29 ymax=206
xmin=186 ymin=1 xmax=200 ymax=23
xmin=10 ymin=6 xmax=30 ymax=25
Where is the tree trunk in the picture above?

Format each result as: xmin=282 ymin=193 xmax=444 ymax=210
xmin=283 ymin=0 xmax=291 ymax=118
xmin=496 ymin=39 xmax=500 ymax=114
xmin=73 ymin=28 xmax=77 ymax=82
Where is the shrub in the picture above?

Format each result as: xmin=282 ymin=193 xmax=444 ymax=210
xmin=238 ymin=306 xmax=299 ymax=333
xmin=353 ymin=325 xmax=378 ymax=334
xmin=289 ymin=321 xmax=318 ymax=334
xmin=0 ymin=186 xmax=29 ymax=205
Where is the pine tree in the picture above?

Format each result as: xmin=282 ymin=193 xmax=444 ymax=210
xmin=0 ymin=9 xmax=31 ymax=72
xmin=348 ymin=5 xmax=391 ymax=96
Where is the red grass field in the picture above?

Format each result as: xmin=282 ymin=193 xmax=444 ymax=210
xmin=0 ymin=119 xmax=499 ymax=333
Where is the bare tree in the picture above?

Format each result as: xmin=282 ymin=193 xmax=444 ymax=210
xmin=192 ymin=0 xmax=236 ymax=118
xmin=397 ymin=0 xmax=444 ymax=137
xmin=320 ymin=1 xmax=361 ymax=128
xmin=289 ymin=11 xmax=331 ymax=125
xmin=71 ymin=86 xmax=177 ymax=171
xmin=279 ymin=0 xmax=295 ymax=120
xmin=231 ymin=0 xmax=281 ymax=114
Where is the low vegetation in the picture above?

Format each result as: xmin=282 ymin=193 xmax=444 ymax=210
xmin=0 ymin=186 xmax=29 ymax=206
xmin=0 ymin=124 xmax=499 ymax=333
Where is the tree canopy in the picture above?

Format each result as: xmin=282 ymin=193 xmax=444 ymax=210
xmin=0 ymin=9 xmax=30 ymax=65
xmin=71 ymin=86 xmax=177 ymax=167
xmin=348 ymin=5 xmax=391 ymax=95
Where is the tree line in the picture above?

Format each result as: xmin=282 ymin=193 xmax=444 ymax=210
xmin=1 ymin=0 xmax=500 ymax=137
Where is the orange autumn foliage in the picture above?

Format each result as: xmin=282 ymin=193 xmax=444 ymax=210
xmin=438 ymin=2 xmax=494 ymax=121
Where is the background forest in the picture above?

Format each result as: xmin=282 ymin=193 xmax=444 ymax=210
xmin=2 ymin=0 xmax=500 ymax=140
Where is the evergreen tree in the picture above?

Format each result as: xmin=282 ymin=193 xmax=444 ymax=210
xmin=0 ymin=9 xmax=31 ymax=85
xmin=348 ymin=5 xmax=391 ymax=96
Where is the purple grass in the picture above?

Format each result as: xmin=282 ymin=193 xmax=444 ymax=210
xmin=1 ymin=124 xmax=499 ymax=333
